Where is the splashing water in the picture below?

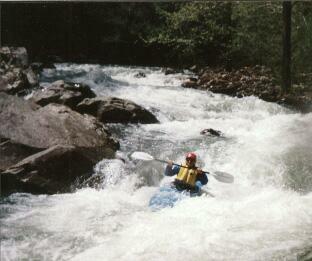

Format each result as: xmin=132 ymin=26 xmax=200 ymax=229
xmin=1 ymin=64 xmax=312 ymax=261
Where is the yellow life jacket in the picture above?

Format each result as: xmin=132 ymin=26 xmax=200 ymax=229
xmin=176 ymin=164 xmax=198 ymax=187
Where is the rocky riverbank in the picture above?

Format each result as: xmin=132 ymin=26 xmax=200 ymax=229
xmin=182 ymin=65 xmax=312 ymax=113
xmin=0 ymin=47 xmax=159 ymax=195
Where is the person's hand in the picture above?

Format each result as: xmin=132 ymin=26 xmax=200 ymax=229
xmin=197 ymin=168 xmax=203 ymax=175
xmin=167 ymin=160 xmax=173 ymax=167
xmin=195 ymin=181 xmax=203 ymax=192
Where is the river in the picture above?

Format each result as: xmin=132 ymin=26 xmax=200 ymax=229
xmin=1 ymin=64 xmax=312 ymax=261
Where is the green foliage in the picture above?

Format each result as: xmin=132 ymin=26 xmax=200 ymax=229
xmin=144 ymin=2 xmax=232 ymax=66
xmin=292 ymin=2 xmax=312 ymax=83
xmin=230 ymin=3 xmax=283 ymax=68
xmin=143 ymin=2 xmax=312 ymax=85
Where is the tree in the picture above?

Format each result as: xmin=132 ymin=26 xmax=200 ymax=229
xmin=282 ymin=1 xmax=292 ymax=93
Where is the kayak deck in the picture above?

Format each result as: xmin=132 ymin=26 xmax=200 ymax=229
xmin=148 ymin=184 xmax=200 ymax=211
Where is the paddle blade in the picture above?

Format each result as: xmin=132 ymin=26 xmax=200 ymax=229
xmin=131 ymin=151 xmax=154 ymax=161
xmin=212 ymin=171 xmax=234 ymax=183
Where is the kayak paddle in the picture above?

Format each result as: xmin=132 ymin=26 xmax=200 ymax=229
xmin=131 ymin=151 xmax=234 ymax=184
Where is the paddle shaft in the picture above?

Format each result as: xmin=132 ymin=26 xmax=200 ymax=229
xmin=131 ymin=152 xmax=232 ymax=183
xmin=154 ymin=158 xmax=209 ymax=175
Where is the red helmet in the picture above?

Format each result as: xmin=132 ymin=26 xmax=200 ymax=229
xmin=186 ymin=152 xmax=197 ymax=162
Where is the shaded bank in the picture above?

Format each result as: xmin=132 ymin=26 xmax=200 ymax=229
xmin=183 ymin=66 xmax=312 ymax=113
xmin=1 ymin=3 xmax=172 ymax=66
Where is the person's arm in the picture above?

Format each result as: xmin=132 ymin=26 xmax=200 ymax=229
xmin=196 ymin=169 xmax=208 ymax=185
xmin=164 ymin=161 xmax=180 ymax=176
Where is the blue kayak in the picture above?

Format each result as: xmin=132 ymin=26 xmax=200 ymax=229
xmin=148 ymin=184 xmax=200 ymax=211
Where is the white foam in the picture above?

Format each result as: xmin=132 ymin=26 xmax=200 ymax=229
xmin=2 ymin=64 xmax=312 ymax=261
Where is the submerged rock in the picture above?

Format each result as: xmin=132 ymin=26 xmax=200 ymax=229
xmin=76 ymin=97 xmax=159 ymax=124
xmin=30 ymin=80 xmax=96 ymax=109
xmin=200 ymin=128 xmax=222 ymax=137
xmin=134 ymin=72 xmax=146 ymax=78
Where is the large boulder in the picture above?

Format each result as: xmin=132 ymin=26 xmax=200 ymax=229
xmin=0 ymin=93 xmax=119 ymax=159
xmin=76 ymin=97 xmax=159 ymax=124
xmin=0 ymin=139 xmax=43 ymax=171
xmin=1 ymin=145 xmax=97 ymax=195
xmin=0 ymin=93 xmax=120 ymax=194
xmin=30 ymin=80 xmax=96 ymax=109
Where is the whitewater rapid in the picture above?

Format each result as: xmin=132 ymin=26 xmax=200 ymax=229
xmin=1 ymin=64 xmax=312 ymax=261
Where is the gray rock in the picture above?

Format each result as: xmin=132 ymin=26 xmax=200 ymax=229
xmin=1 ymin=145 xmax=97 ymax=195
xmin=0 ymin=93 xmax=119 ymax=158
xmin=134 ymin=72 xmax=146 ymax=78
xmin=31 ymin=80 xmax=96 ymax=109
xmin=77 ymin=97 xmax=159 ymax=124
xmin=0 ymin=93 xmax=118 ymax=151
xmin=0 ymin=93 xmax=120 ymax=195
xmin=24 ymin=68 xmax=39 ymax=87
xmin=0 ymin=139 xmax=43 ymax=171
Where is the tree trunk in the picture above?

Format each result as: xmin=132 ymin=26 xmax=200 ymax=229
xmin=282 ymin=1 xmax=292 ymax=93
xmin=0 ymin=3 xmax=2 ymax=47
xmin=66 ymin=3 xmax=73 ymax=60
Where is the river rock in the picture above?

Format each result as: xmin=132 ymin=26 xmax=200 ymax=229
xmin=0 ymin=93 xmax=119 ymax=158
xmin=76 ymin=97 xmax=159 ymax=124
xmin=30 ymin=80 xmax=96 ymax=109
xmin=182 ymin=78 xmax=198 ymax=88
xmin=162 ymin=67 xmax=183 ymax=75
xmin=134 ymin=72 xmax=146 ymax=78
xmin=184 ymin=66 xmax=281 ymax=103
xmin=1 ymin=145 xmax=97 ymax=195
xmin=200 ymin=128 xmax=222 ymax=137
xmin=0 ymin=139 xmax=43 ymax=171
xmin=0 ymin=93 xmax=119 ymax=194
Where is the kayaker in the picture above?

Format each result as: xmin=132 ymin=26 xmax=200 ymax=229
xmin=165 ymin=152 xmax=208 ymax=194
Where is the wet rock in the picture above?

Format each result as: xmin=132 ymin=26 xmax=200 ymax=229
xmin=200 ymin=128 xmax=222 ymax=137
xmin=182 ymin=65 xmax=312 ymax=112
xmin=182 ymin=78 xmax=198 ymax=88
xmin=162 ymin=67 xmax=182 ymax=75
xmin=0 ymin=93 xmax=119 ymax=159
xmin=30 ymin=80 xmax=96 ymax=109
xmin=1 ymin=145 xmax=97 ymax=195
xmin=77 ymin=97 xmax=159 ymax=124
xmin=0 ymin=139 xmax=43 ymax=171
xmin=0 ymin=93 xmax=120 ymax=195
xmin=183 ymin=65 xmax=281 ymax=103
xmin=134 ymin=72 xmax=146 ymax=78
